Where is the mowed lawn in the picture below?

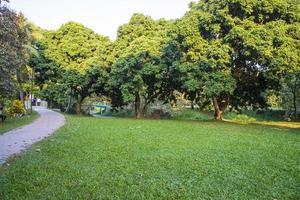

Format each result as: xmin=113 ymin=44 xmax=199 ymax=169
xmin=0 ymin=111 xmax=39 ymax=135
xmin=0 ymin=116 xmax=299 ymax=199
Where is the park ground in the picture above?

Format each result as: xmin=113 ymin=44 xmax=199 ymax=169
xmin=0 ymin=114 xmax=299 ymax=199
xmin=0 ymin=111 xmax=38 ymax=135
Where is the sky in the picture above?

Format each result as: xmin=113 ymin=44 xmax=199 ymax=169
xmin=8 ymin=0 xmax=192 ymax=40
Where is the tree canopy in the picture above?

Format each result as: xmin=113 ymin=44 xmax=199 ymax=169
xmin=0 ymin=3 xmax=28 ymax=98
xmin=1 ymin=0 xmax=299 ymax=120
xmin=163 ymin=0 xmax=300 ymax=119
xmin=42 ymin=22 xmax=111 ymax=73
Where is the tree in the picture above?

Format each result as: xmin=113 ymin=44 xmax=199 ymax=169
xmin=108 ymin=14 xmax=172 ymax=118
xmin=60 ymin=66 xmax=108 ymax=114
xmin=0 ymin=2 xmax=29 ymax=102
xmin=280 ymin=72 xmax=300 ymax=120
xmin=41 ymin=22 xmax=112 ymax=113
xmin=109 ymin=52 xmax=163 ymax=118
xmin=166 ymin=3 xmax=236 ymax=119
xmin=224 ymin=0 xmax=299 ymax=110
xmin=167 ymin=0 xmax=299 ymax=120
xmin=43 ymin=22 xmax=111 ymax=73
xmin=27 ymin=23 xmax=59 ymax=86
xmin=112 ymin=13 xmax=171 ymax=60
xmin=15 ymin=13 xmax=30 ymax=104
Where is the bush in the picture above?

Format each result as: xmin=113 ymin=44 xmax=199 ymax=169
xmin=232 ymin=114 xmax=256 ymax=124
xmin=150 ymin=109 xmax=171 ymax=119
xmin=7 ymin=100 xmax=26 ymax=117
xmin=102 ymin=109 xmax=134 ymax=118
xmin=224 ymin=110 xmax=285 ymax=121
xmin=171 ymin=109 xmax=212 ymax=121
xmin=223 ymin=112 xmax=238 ymax=120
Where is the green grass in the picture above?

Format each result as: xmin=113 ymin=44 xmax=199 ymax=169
xmin=0 ymin=111 xmax=39 ymax=134
xmin=0 ymin=116 xmax=299 ymax=199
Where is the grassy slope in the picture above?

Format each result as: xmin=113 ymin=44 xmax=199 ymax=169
xmin=0 ymin=116 xmax=299 ymax=199
xmin=0 ymin=111 xmax=39 ymax=134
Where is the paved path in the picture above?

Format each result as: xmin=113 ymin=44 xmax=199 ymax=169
xmin=0 ymin=107 xmax=65 ymax=164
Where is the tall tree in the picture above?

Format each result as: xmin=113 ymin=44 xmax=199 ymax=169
xmin=167 ymin=3 xmax=236 ymax=119
xmin=109 ymin=52 xmax=163 ymax=118
xmin=15 ymin=13 xmax=30 ymax=104
xmin=109 ymin=14 xmax=171 ymax=118
xmin=280 ymin=72 xmax=300 ymax=120
xmin=167 ymin=0 xmax=299 ymax=119
xmin=41 ymin=22 xmax=112 ymax=113
xmin=0 ymin=1 xmax=29 ymax=105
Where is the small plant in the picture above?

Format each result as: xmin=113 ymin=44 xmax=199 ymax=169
xmin=233 ymin=114 xmax=256 ymax=124
xmin=8 ymin=100 xmax=26 ymax=117
xmin=171 ymin=109 xmax=212 ymax=121
xmin=223 ymin=112 xmax=238 ymax=120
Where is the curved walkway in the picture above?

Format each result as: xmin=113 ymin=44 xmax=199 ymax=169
xmin=0 ymin=106 xmax=65 ymax=164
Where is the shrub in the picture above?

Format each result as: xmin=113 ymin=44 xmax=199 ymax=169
xmin=150 ymin=109 xmax=171 ymax=119
xmin=223 ymin=112 xmax=238 ymax=120
xmin=232 ymin=114 xmax=256 ymax=124
xmin=171 ymin=109 xmax=212 ymax=121
xmin=8 ymin=100 xmax=26 ymax=117
xmin=102 ymin=109 xmax=134 ymax=118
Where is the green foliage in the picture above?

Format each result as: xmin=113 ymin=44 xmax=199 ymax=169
xmin=266 ymin=92 xmax=281 ymax=108
xmin=7 ymin=100 xmax=26 ymax=116
xmin=224 ymin=110 xmax=286 ymax=121
xmin=38 ymin=65 xmax=109 ymax=113
xmin=109 ymin=52 xmax=163 ymax=117
xmin=103 ymin=109 xmax=134 ymax=118
xmin=163 ymin=0 xmax=300 ymax=119
xmin=171 ymin=109 xmax=212 ymax=121
xmin=232 ymin=114 xmax=257 ymax=124
xmin=30 ymin=22 xmax=112 ymax=113
xmin=0 ymin=3 xmax=29 ymax=96
xmin=279 ymin=72 xmax=300 ymax=120
xmin=42 ymin=22 xmax=111 ymax=73
xmin=3 ymin=0 xmax=297 ymax=120
xmin=28 ymin=43 xmax=61 ymax=86
xmin=113 ymin=14 xmax=171 ymax=60
xmin=107 ymin=15 xmax=172 ymax=117
xmin=39 ymin=82 xmax=68 ymax=108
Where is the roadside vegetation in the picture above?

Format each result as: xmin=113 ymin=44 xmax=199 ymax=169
xmin=0 ymin=111 xmax=38 ymax=134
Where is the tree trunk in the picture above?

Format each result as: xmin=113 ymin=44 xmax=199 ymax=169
xmin=213 ymin=97 xmax=227 ymax=120
xmin=212 ymin=97 xmax=222 ymax=120
xmin=142 ymin=104 xmax=148 ymax=118
xmin=293 ymin=88 xmax=297 ymax=120
xmin=18 ymin=87 xmax=26 ymax=110
xmin=135 ymin=95 xmax=142 ymax=119
xmin=65 ymin=95 xmax=72 ymax=113
xmin=18 ymin=86 xmax=24 ymax=103
xmin=214 ymin=109 xmax=223 ymax=120
xmin=48 ymin=100 xmax=53 ymax=109
xmin=191 ymin=101 xmax=194 ymax=110
xmin=16 ymin=71 xmax=25 ymax=106
xmin=293 ymin=75 xmax=299 ymax=121
xmin=75 ymin=102 xmax=82 ymax=115
xmin=75 ymin=97 xmax=85 ymax=115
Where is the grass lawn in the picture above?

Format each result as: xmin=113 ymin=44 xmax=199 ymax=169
xmin=0 ymin=116 xmax=299 ymax=199
xmin=0 ymin=111 xmax=39 ymax=134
